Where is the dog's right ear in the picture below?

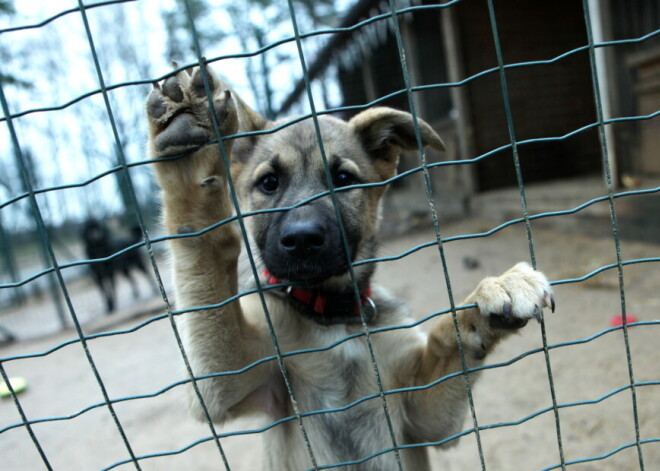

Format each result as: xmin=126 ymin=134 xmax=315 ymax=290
xmin=349 ymin=107 xmax=445 ymax=181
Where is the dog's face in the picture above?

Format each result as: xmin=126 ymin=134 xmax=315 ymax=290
xmin=82 ymin=218 xmax=110 ymax=245
xmin=234 ymin=108 xmax=445 ymax=287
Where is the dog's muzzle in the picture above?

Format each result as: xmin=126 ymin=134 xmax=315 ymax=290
xmin=261 ymin=207 xmax=358 ymax=284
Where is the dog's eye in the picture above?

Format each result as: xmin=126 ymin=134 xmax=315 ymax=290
xmin=333 ymin=170 xmax=357 ymax=188
xmin=257 ymin=173 xmax=279 ymax=194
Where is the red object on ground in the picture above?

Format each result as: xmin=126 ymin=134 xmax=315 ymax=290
xmin=610 ymin=314 xmax=640 ymax=327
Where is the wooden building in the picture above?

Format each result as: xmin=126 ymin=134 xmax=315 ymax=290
xmin=278 ymin=0 xmax=660 ymax=215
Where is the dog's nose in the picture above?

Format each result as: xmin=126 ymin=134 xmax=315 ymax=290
xmin=279 ymin=220 xmax=326 ymax=256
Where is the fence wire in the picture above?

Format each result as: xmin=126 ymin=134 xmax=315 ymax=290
xmin=0 ymin=1 xmax=659 ymax=470
xmin=484 ymin=0 xmax=565 ymax=467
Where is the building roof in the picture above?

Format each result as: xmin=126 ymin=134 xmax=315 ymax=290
xmin=278 ymin=0 xmax=380 ymax=114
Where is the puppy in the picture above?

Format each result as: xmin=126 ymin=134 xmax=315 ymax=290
xmin=146 ymin=64 xmax=554 ymax=470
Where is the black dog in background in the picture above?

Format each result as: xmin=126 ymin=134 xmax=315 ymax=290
xmin=81 ymin=218 xmax=155 ymax=312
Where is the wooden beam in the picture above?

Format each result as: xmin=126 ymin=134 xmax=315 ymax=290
xmin=441 ymin=5 xmax=477 ymax=195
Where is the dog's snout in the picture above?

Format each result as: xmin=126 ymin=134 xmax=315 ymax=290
xmin=279 ymin=220 xmax=327 ymax=256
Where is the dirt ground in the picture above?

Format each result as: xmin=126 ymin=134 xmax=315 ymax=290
xmin=1 ymin=219 xmax=658 ymax=471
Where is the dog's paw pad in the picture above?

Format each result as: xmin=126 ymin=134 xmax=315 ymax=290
xmin=474 ymin=262 xmax=555 ymax=328
xmin=162 ymin=75 xmax=185 ymax=102
xmin=146 ymin=92 xmax=168 ymax=120
xmin=154 ymin=113 xmax=209 ymax=153
xmin=147 ymin=64 xmax=237 ymax=157
xmin=191 ymin=65 xmax=217 ymax=98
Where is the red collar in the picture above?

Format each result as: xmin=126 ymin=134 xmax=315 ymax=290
xmin=263 ymin=270 xmax=375 ymax=325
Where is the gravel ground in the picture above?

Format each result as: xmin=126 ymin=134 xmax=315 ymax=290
xmin=1 ymin=219 xmax=658 ymax=471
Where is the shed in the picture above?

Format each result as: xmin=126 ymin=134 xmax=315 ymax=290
xmin=278 ymin=0 xmax=660 ymax=222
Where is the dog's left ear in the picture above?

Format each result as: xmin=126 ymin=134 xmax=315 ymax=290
xmin=349 ymin=107 xmax=445 ymax=180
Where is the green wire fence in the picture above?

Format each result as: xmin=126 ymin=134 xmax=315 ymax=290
xmin=1 ymin=0 xmax=659 ymax=470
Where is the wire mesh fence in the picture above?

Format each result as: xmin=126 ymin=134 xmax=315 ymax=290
xmin=1 ymin=0 xmax=659 ymax=470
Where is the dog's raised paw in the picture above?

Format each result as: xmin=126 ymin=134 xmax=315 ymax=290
xmin=472 ymin=262 xmax=555 ymax=329
xmin=147 ymin=64 xmax=238 ymax=157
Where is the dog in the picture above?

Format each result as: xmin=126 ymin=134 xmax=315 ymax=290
xmin=81 ymin=218 xmax=154 ymax=312
xmin=146 ymin=64 xmax=555 ymax=470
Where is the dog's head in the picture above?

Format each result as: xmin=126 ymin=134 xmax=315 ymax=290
xmin=81 ymin=218 xmax=110 ymax=246
xmin=234 ymin=107 xmax=445 ymax=287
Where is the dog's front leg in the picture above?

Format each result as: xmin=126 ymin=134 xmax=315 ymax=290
xmin=405 ymin=262 xmax=554 ymax=443
xmin=146 ymin=66 xmax=270 ymax=422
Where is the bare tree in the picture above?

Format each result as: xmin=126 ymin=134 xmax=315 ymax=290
xmin=161 ymin=0 xmax=340 ymax=117
xmin=162 ymin=0 xmax=225 ymax=60
xmin=84 ymin=6 xmax=160 ymax=226
xmin=0 ymin=0 xmax=29 ymax=88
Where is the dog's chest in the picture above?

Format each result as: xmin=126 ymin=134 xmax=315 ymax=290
xmin=280 ymin=326 xmax=405 ymax=458
xmin=268 ymin=300 xmax=414 ymax=419
xmin=290 ymin=328 xmax=373 ymax=399
xmin=254 ymin=295 xmax=423 ymax=469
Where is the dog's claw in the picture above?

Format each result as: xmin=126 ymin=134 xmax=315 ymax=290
xmin=503 ymin=302 xmax=512 ymax=317
xmin=542 ymin=290 xmax=549 ymax=307
xmin=542 ymin=290 xmax=556 ymax=314
xmin=533 ymin=305 xmax=544 ymax=324
xmin=162 ymin=75 xmax=184 ymax=102
xmin=473 ymin=342 xmax=487 ymax=360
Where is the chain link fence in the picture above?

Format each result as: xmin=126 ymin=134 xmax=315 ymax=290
xmin=1 ymin=0 xmax=659 ymax=470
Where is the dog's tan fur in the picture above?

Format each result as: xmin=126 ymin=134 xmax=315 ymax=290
xmin=146 ymin=65 xmax=554 ymax=470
